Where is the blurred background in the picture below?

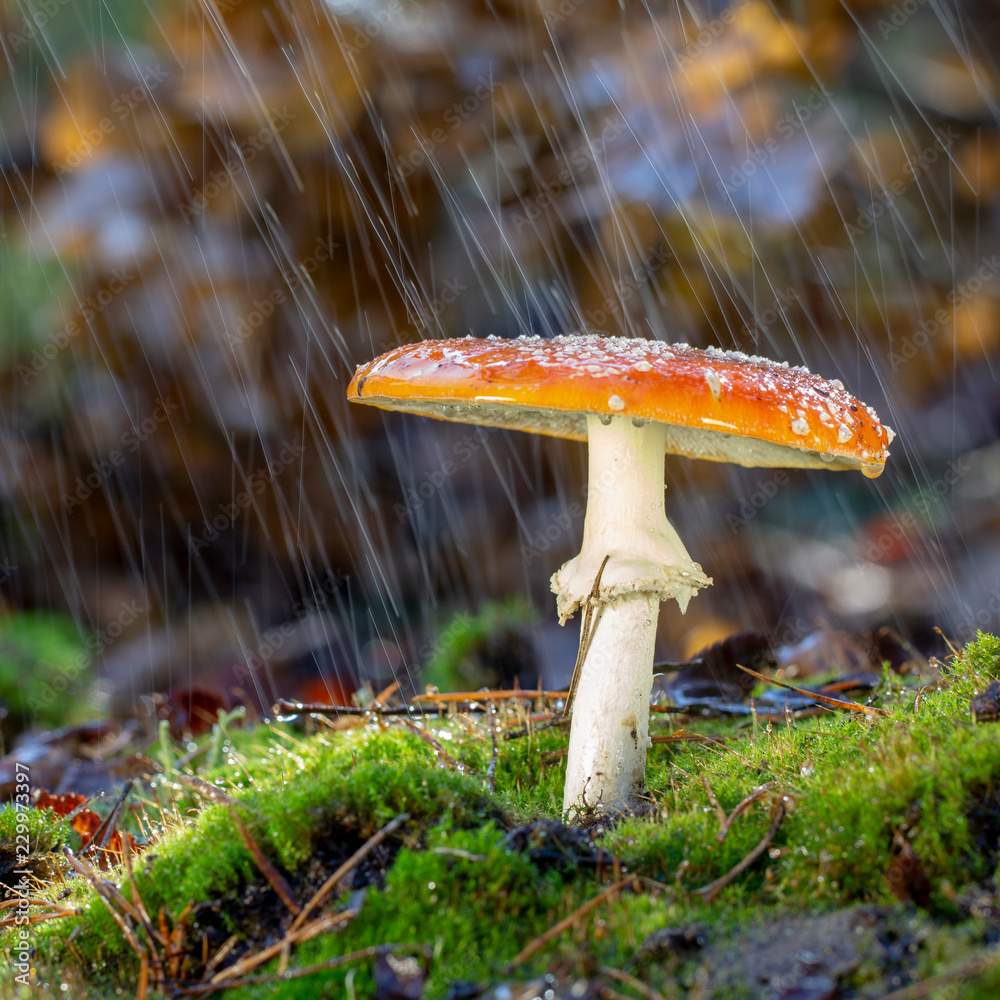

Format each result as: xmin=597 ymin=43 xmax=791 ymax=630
xmin=0 ymin=0 xmax=998 ymax=745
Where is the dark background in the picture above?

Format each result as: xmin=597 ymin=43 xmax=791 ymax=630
xmin=0 ymin=0 xmax=998 ymax=730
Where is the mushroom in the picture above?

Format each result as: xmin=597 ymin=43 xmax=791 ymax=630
xmin=347 ymin=334 xmax=893 ymax=815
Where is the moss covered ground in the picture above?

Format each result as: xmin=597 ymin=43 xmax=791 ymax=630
xmin=5 ymin=634 xmax=1000 ymax=997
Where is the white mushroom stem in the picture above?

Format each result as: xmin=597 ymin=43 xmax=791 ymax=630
xmin=553 ymin=414 xmax=710 ymax=815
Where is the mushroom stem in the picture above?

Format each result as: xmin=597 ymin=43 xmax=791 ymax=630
xmin=563 ymin=590 xmax=659 ymax=814
xmin=555 ymin=414 xmax=709 ymax=815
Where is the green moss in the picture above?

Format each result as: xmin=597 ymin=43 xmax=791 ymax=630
xmin=0 ymin=804 xmax=71 ymax=855
xmin=421 ymin=596 xmax=536 ymax=691
xmin=0 ymin=806 xmax=72 ymax=899
xmin=0 ymin=612 xmax=93 ymax=734
xmin=7 ymin=633 xmax=1000 ymax=998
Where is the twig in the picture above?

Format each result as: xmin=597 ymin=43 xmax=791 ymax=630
xmin=79 ymin=778 xmax=135 ymax=858
xmin=168 ymin=944 xmax=427 ymax=996
xmin=276 ymin=688 xmax=570 ymax=718
xmin=736 ymin=664 xmax=889 ymax=717
xmin=0 ymin=897 xmax=70 ymax=912
xmin=700 ymin=774 xmax=727 ymax=829
xmin=272 ymin=700 xmax=426 ymax=718
xmin=0 ymin=909 xmax=83 ymax=929
xmin=411 ymin=690 xmax=569 ymax=704
xmin=503 ymin=715 xmax=568 ymax=741
xmin=63 ymin=849 xmax=149 ymax=967
xmin=496 ymin=711 xmax=554 ymax=731
xmin=912 ymin=685 xmax=932 ymax=715
xmin=486 ymin=701 xmax=499 ymax=793
xmin=562 ymin=554 xmax=610 ymax=719
xmin=716 ymin=784 xmax=774 ymax=844
xmin=396 ymin=718 xmax=464 ymax=770
xmin=934 ymin=626 xmax=961 ymax=659
xmin=650 ymin=730 xmax=740 ymax=744
xmin=371 ymin=679 xmax=401 ymax=706
xmin=202 ymin=934 xmax=239 ymax=976
xmin=505 ymin=876 xmax=640 ymax=971
xmin=652 ymin=730 xmax=755 ymax=767
xmin=165 ymin=772 xmax=241 ymax=806
xmin=290 ymin=813 xmax=409 ymax=933
xmin=599 ymin=988 xmax=634 ymax=1000
xmin=692 ymin=801 xmax=787 ymax=902
xmin=599 ymin=966 xmax=668 ymax=1000
xmin=228 ymin=806 xmax=301 ymax=916
xmin=121 ymin=833 xmax=168 ymax=988
xmin=208 ymin=909 xmax=357 ymax=984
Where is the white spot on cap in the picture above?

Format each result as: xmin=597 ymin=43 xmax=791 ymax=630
xmin=791 ymin=418 xmax=810 ymax=436
xmin=608 ymin=394 xmax=625 ymax=411
xmin=633 ymin=361 xmax=652 ymax=372
xmin=704 ymin=369 xmax=721 ymax=401
xmin=837 ymin=423 xmax=853 ymax=443
xmin=885 ymin=426 xmax=896 ymax=445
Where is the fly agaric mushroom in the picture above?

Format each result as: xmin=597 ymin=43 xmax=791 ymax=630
xmin=347 ymin=334 xmax=893 ymax=815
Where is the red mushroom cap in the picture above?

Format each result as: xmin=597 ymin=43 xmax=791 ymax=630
xmin=348 ymin=335 xmax=892 ymax=476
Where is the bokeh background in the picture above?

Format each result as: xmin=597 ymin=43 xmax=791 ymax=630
xmin=1 ymin=0 xmax=999 ymax=742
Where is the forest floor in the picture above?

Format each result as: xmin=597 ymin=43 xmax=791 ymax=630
xmin=5 ymin=635 xmax=1000 ymax=998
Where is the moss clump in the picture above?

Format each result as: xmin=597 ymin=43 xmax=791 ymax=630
xmin=0 ymin=805 xmax=72 ymax=898
xmin=6 ymin=634 xmax=1000 ymax=998
xmin=20 ymin=726 xmax=498 ymax=986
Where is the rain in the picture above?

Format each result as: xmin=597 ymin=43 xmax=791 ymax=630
xmin=1 ymin=0 xmax=999 ymax=993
